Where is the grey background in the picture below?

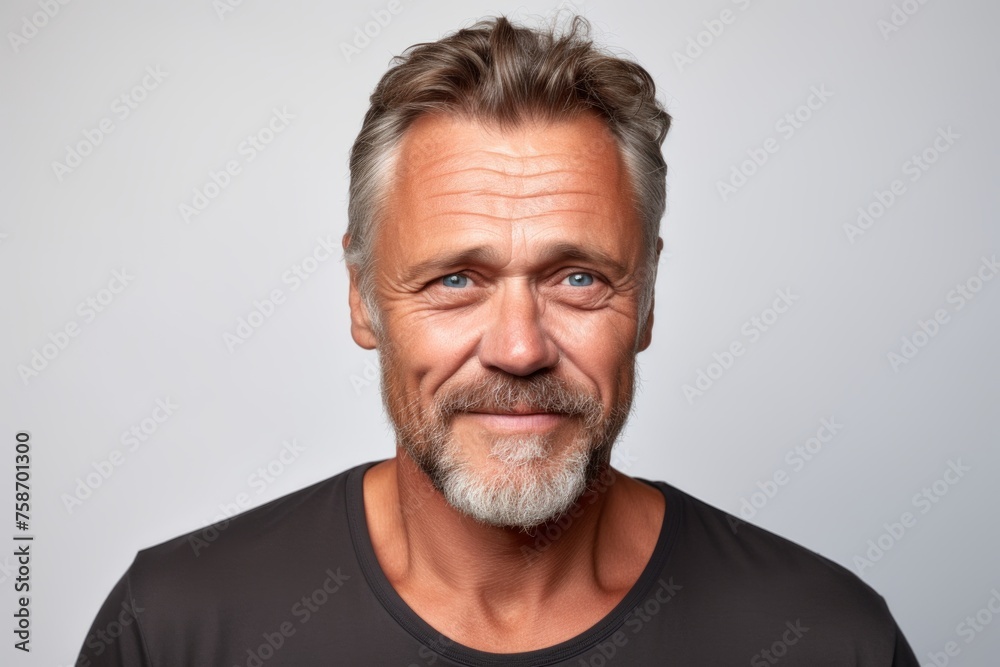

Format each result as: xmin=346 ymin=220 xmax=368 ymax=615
xmin=1 ymin=0 xmax=997 ymax=663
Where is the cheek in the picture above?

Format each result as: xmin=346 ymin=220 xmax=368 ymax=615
xmin=386 ymin=314 xmax=481 ymax=393
xmin=548 ymin=309 xmax=636 ymax=362
xmin=548 ymin=312 xmax=637 ymax=401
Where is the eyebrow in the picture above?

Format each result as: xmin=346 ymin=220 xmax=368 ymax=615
xmin=399 ymin=241 xmax=631 ymax=284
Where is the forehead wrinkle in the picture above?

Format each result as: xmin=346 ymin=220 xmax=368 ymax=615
xmin=413 ymin=167 xmax=616 ymax=205
xmin=425 ymin=192 xmax=617 ymax=224
xmin=422 ymin=166 xmax=598 ymax=182
xmin=383 ymin=115 xmax=639 ymax=285
xmin=425 ymin=189 xmax=613 ymax=201
xmin=422 ymin=208 xmax=604 ymax=222
xmin=409 ymin=144 xmax=604 ymax=180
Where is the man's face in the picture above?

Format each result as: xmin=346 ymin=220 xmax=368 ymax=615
xmin=349 ymin=112 xmax=655 ymax=529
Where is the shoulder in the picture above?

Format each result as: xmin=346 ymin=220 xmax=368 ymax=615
xmin=126 ymin=462 xmax=370 ymax=610
xmin=645 ymin=479 xmax=907 ymax=660
xmin=657 ymin=480 xmax=879 ymax=594
xmin=92 ymin=462 xmax=380 ymax=658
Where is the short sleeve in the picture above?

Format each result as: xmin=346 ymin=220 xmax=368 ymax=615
xmin=76 ymin=565 xmax=151 ymax=666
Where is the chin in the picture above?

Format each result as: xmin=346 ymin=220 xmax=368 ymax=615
xmin=438 ymin=441 xmax=595 ymax=530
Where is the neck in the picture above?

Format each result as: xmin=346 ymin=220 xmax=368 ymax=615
xmin=363 ymin=449 xmax=663 ymax=605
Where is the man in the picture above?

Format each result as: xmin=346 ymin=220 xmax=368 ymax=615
xmin=79 ymin=14 xmax=919 ymax=665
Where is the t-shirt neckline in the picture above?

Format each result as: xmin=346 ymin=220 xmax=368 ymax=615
xmin=345 ymin=459 xmax=681 ymax=667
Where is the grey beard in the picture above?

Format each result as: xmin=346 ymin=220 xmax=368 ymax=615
xmin=392 ymin=384 xmax=630 ymax=529
xmin=428 ymin=431 xmax=600 ymax=530
xmin=379 ymin=341 xmax=637 ymax=530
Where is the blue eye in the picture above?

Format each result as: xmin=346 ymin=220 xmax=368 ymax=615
xmin=441 ymin=274 xmax=469 ymax=288
xmin=565 ymin=272 xmax=594 ymax=287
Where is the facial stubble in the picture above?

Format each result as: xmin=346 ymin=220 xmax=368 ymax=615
xmin=377 ymin=338 xmax=638 ymax=530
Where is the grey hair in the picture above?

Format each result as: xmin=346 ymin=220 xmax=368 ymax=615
xmin=343 ymin=14 xmax=671 ymax=345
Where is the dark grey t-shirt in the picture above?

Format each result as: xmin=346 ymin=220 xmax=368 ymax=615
xmin=78 ymin=460 xmax=918 ymax=666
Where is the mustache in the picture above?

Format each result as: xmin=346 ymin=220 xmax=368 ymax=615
xmin=433 ymin=372 xmax=605 ymax=430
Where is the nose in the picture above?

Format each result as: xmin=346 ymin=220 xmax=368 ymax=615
xmin=477 ymin=278 xmax=559 ymax=376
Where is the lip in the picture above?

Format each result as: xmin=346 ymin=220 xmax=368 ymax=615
xmin=463 ymin=411 xmax=566 ymax=432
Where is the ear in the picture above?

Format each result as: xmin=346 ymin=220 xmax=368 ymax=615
xmin=343 ymin=233 xmax=379 ymax=350
xmin=637 ymin=236 xmax=663 ymax=353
